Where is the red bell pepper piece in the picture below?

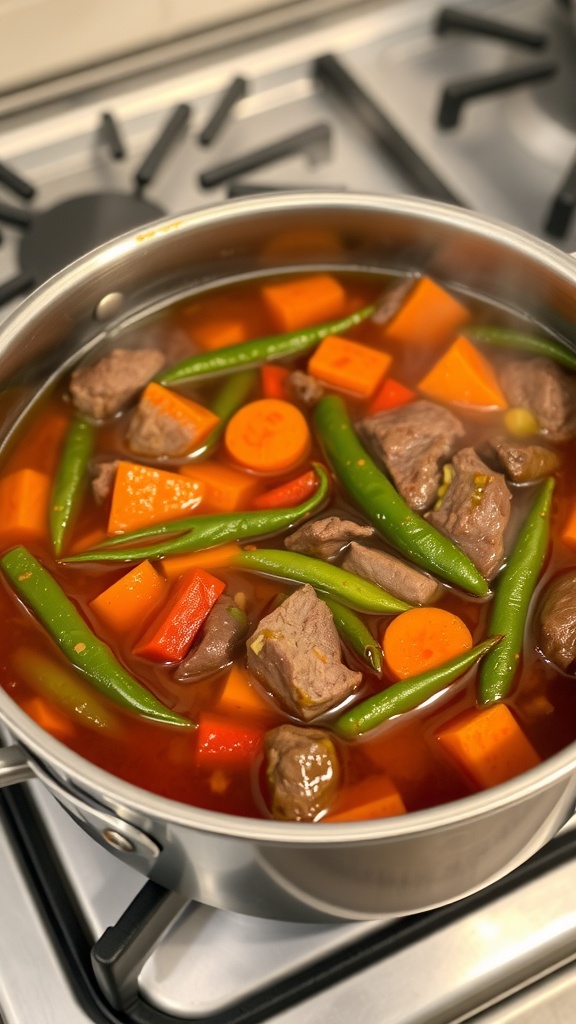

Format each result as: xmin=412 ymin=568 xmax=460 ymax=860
xmin=195 ymin=711 xmax=263 ymax=766
xmin=134 ymin=568 xmax=225 ymax=662
xmin=367 ymin=376 xmax=416 ymax=415
xmin=251 ymin=469 xmax=319 ymax=510
xmin=261 ymin=364 xmax=289 ymax=400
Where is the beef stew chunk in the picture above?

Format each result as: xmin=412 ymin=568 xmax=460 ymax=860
xmin=264 ymin=723 xmax=339 ymax=821
xmin=286 ymin=370 xmax=325 ymax=407
xmin=341 ymin=541 xmax=444 ymax=606
xmin=537 ymin=570 xmax=576 ymax=672
xmin=499 ymin=357 xmax=576 ymax=442
xmin=358 ymin=400 xmax=465 ymax=511
xmin=174 ymin=596 xmax=248 ymax=682
xmin=285 ymin=515 xmax=374 ymax=560
xmin=486 ymin=437 xmax=560 ymax=483
xmin=70 ymin=348 xmax=165 ymax=420
xmin=426 ymin=447 xmax=511 ymax=580
xmin=128 ymin=391 xmax=195 ymax=457
xmin=91 ymin=459 xmax=119 ymax=504
xmin=246 ymin=584 xmax=361 ymax=721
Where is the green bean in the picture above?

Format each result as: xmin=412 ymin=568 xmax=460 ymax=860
xmin=63 ymin=462 xmax=330 ymax=562
xmin=465 ymin=326 xmax=576 ymax=373
xmin=50 ymin=415 xmax=96 ymax=557
xmin=477 ymin=477 xmax=554 ymax=705
xmin=313 ymin=395 xmax=489 ymax=598
xmin=228 ymin=548 xmax=411 ymax=614
xmin=0 ymin=546 xmax=192 ymax=727
xmin=11 ymin=647 xmax=119 ymax=733
xmin=323 ymin=596 xmax=383 ymax=675
xmin=155 ymin=302 xmax=376 ymax=386
xmin=334 ymin=635 xmax=502 ymax=739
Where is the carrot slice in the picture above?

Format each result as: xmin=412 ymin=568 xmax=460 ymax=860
xmin=261 ymin=364 xmax=289 ymax=400
xmin=179 ymin=460 xmax=260 ymax=513
xmin=367 ymin=376 xmax=416 ymax=415
xmin=133 ymin=382 xmax=221 ymax=455
xmin=195 ymin=711 xmax=263 ymax=766
xmin=134 ymin=567 xmax=225 ymax=662
xmin=417 ymin=335 xmax=508 ymax=409
xmin=161 ymin=542 xmax=241 ymax=581
xmin=89 ymin=560 xmax=168 ymax=633
xmin=307 ymin=334 xmax=392 ymax=399
xmin=382 ymin=276 xmax=471 ymax=347
xmin=324 ymin=775 xmax=407 ymax=822
xmin=382 ymin=607 xmax=473 ymax=680
xmin=224 ymin=398 xmax=311 ymax=473
xmin=261 ymin=273 xmax=346 ymax=332
xmin=108 ymin=461 xmax=205 ymax=535
xmin=251 ymin=469 xmax=318 ymax=510
xmin=436 ymin=703 xmax=541 ymax=789
xmin=0 ymin=467 xmax=51 ymax=549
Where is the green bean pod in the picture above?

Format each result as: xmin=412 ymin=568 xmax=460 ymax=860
xmin=465 ymin=326 xmax=576 ymax=373
xmin=228 ymin=548 xmax=411 ymax=614
xmin=323 ymin=595 xmax=383 ymax=675
xmin=477 ymin=477 xmax=554 ymax=705
xmin=11 ymin=647 xmax=119 ymax=733
xmin=314 ymin=395 xmax=489 ymax=598
xmin=334 ymin=635 xmax=502 ymax=739
xmin=0 ymin=546 xmax=192 ymax=727
xmin=64 ymin=462 xmax=330 ymax=562
xmin=49 ymin=415 xmax=96 ymax=557
xmin=155 ymin=302 xmax=376 ymax=386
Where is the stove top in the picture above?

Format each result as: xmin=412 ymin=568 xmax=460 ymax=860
xmin=2 ymin=1 xmax=576 ymax=1022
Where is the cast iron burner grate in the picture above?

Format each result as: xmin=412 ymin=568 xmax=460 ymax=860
xmin=0 ymin=104 xmax=191 ymax=307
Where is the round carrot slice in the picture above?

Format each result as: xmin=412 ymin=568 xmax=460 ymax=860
xmin=224 ymin=398 xmax=311 ymax=473
xmin=382 ymin=606 xmax=473 ymax=680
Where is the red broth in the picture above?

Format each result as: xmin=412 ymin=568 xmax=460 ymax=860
xmin=1 ymin=268 xmax=576 ymax=822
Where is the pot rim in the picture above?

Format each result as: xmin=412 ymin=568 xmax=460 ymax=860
xmin=2 ymin=189 xmax=576 ymax=845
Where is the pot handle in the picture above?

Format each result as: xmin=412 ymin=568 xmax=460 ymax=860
xmin=0 ymin=743 xmax=35 ymax=787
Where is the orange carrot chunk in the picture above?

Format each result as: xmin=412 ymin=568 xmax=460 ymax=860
xmin=307 ymin=334 xmax=392 ymax=399
xmin=260 ymin=273 xmax=346 ymax=333
xmin=437 ymin=704 xmax=541 ymax=789
xmin=89 ymin=560 xmax=168 ymax=633
xmin=216 ymin=663 xmax=272 ymax=717
xmin=132 ymin=382 xmax=221 ymax=456
xmin=179 ymin=294 xmax=266 ymax=351
xmin=134 ymin=567 xmax=225 ymax=662
xmin=367 ymin=376 xmax=416 ymax=415
xmin=0 ymin=467 xmax=51 ymax=549
xmin=382 ymin=607 xmax=473 ymax=681
xmin=180 ymin=460 xmax=260 ymax=513
xmin=324 ymin=775 xmax=407 ymax=822
xmin=417 ymin=335 xmax=508 ymax=409
xmin=561 ymin=503 xmax=576 ymax=549
xmin=224 ymin=398 xmax=311 ymax=473
xmin=251 ymin=469 xmax=319 ymax=510
xmin=161 ymin=542 xmax=242 ymax=582
xmin=261 ymin=364 xmax=290 ymax=400
xmin=382 ymin=276 xmax=471 ymax=347
xmin=108 ymin=461 xmax=205 ymax=535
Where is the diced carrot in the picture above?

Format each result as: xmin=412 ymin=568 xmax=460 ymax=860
xmin=382 ymin=607 xmax=473 ymax=680
xmin=261 ymin=364 xmax=289 ymax=400
xmin=224 ymin=398 xmax=311 ymax=473
xmin=367 ymin=376 xmax=416 ymax=415
xmin=178 ymin=294 xmax=267 ymax=351
xmin=195 ymin=710 xmax=263 ymax=766
xmin=161 ymin=542 xmax=242 ymax=582
xmin=417 ymin=335 xmax=508 ymax=409
xmin=251 ymin=469 xmax=318 ymax=510
xmin=259 ymin=228 xmax=344 ymax=261
xmin=89 ymin=560 xmax=168 ymax=633
xmin=436 ymin=703 xmax=541 ymax=789
xmin=381 ymin=276 xmax=471 ymax=347
xmin=179 ymin=460 xmax=260 ymax=513
xmin=107 ymin=461 xmax=205 ymax=535
xmin=134 ymin=382 xmax=221 ymax=455
xmin=216 ymin=663 xmax=272 ymax=717
xmin=0 ymin=467 xmax=51 ymax=549
xmin=307 ymin=334 xmax=392 ymax=399
xmin=561 ymin=503 xmax=576 ymax=548
xmin=324 ymin=775 xmax=407 ymax=822
xmin=68 ymin=526 xmax=109 ymax=554
xmin=1 ymin=405 xmax=69 ymax=478
xmin=134 ymin=567 xmax=225 ymax=662
xmin=260 ymin=273 xmax=346 ymax=333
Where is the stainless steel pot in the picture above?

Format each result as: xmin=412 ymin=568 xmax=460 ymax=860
xmin=1 ymin=192 xmax=576 ymax=923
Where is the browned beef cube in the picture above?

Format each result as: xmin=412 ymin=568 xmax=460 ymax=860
xmin=264 ymin=723 xmax=339 ymax=821
xmin=69 ymin=348 xmax=165 ymax=420
xmin=246 ymin=584 xmax=361 ymax=721
xmin=342 ymin=542 xmax=443 ymax=606
xmin=174 ymin=596 xmax=248 ymax=682
xmin=486 ymin=437 xmax=560 ymax=483
xmin=286 ymin=370 xmax=324 ymax=407
xmin=499 ymin=357 xmax=576 ymax=442
xmin=127 ymin=392 xmax=200 ymax=458
xmin=537 ymin=570 xmax=576 ymax=672
xmin=426 ymin=447 xmax=511 ymax=581
xmin=91 ymin=459 xmax=119 ymax=504
xmin=285 ymin=515 xmax=374 ymax=560
xmin=371 ymin=278 xmax=415 ymax=325
xmin=358 ymin=400 xmax=465 ymax=511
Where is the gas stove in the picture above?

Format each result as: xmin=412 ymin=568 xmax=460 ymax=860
xmin=2 ymin=1 xmax=576 ymax=1022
